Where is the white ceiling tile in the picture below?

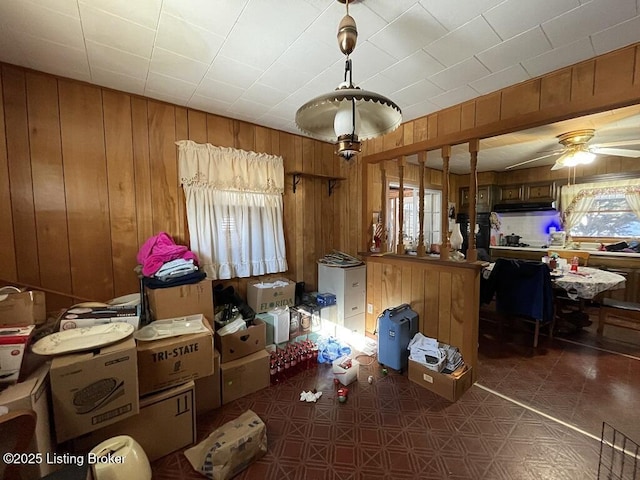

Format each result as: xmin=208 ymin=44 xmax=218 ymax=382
xmin=522 ymin=38 xmax=596 ymax=78
xmin=380 ymin=50 xmax=444 ymax=91
xmin=0 ymin=24 xmax=29 ymax=68
xmin=195 ymin=78 xmax=245 ymax=104
xmin=302 ymin=60 xmax=345 ymax=93
xmin=368 ymin=4 xmax=448 ymax=59
xmin=79 ymin=3 xmax=155 ymax=58
xmin=155 ymin=12 xmax=225 ymax=64
xmin=217 ymin=21 xmax=289 ymax=70
xmin=419 ymin=0 xmax=504 ymax=31
xmin=8 ymin=32 xmax=89 ymax=80
xmin=429 ymin=85 xmax=480 ymax=109
xmin=358 ymin=74 xmax=400 ymax=98
xmin=187 ymin=94 xmax=232 ymax=115
xmin=258 ymin=63 xmax=315 ymax=93
xmin=256 ymin=113 xmax=295 ymax=131
xmin=162 ymin=0 xmax=248 ymax=36
xmin=79 ymin=0 xmax=161 ymax=29
xmin=86 ymin=41 xmax=150 ymax=79
xmin=91 ymin=67 xmax=146 ymax=95
xmin=469 ymin=64 xmax=531 ymax=95
xmin=145 ymin=71 xmax=197 ymax=100
xmin=401 ymin=99 xmax=440 ymax=122
xmin=349 ymin=41 xmax=398 ymax=82
xmin=228 ymin=98 xmax=272 ymax=118
xmin=150 ymin=48 xmax=209 ymax=84
xmin=476 ymin=27 xmax=552 ymax=72
xmin=205 ymin=56 xmax=264 ymax=89
xmin=484 ymin=0 xmax=580 ymax=40
xmin=265 ymin=101 xmax=298 ymax=121
xmin=145 ymin=88 xmax=190 ymax=106
xmin=542 ymin=0 xmax=637 ymax=48
xmin=429 ymin=57 xmax=490 ymax=90
xmin=241 ymin=83 xmax=289 ymax=106
xmin=0 ymin=0 xmax=85 ymax=50
xmin=26 ymin=0 xmax=80 ymax=18
xmin=425 ymin=16 xmax=502 ymax=67
xmin=392 ymin=79 xmax=444 ymax=108
xmin=362 ymin=0 xmax=422 ymax=23
xmin=279 ymin=35 xmax=340 ymax=75
xmin=591 ymin=14 xmax=640 ymax=55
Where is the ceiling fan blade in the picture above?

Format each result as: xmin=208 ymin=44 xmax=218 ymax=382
xmin=550 ymin=161 xmax=565 ymax=171
xmin=590 ymin=146 xmax=640 ymax=157
xmin=504 ymin=150 xmax=562 ymax=170
xmin=592 ymin=139 xmax=640 ymax=148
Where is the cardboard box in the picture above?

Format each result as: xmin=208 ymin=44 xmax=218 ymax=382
xmin=247 ymin=278 xmax=295 ymax=314
xmin=73 ymin=381 xmax=196 ymax=462
xmin=136 ymin=323 xmax=214 ymax=396
xmin=220 ymin=349 xmax=269 ymax=405
xmin=215 ymin=318 xmax=266 ymax=363
xmin=50 ymin=337 xmax=139 ymax=443
xmin=195 ymin=349 xmax=221 ymax=415
xmin=0 ymin=290 xmax=46 ymax=326
xmin=184 ymin=409 xmax=266 ymax=480
xmin=0 ymin=325 xmax=35 ymax=384
xmin=408 ymin=360 xmax=473 ymax=402
xmin=0 ymin=362 xmax=55 ymax=478
xmin=145 ymin=278 xmax=214 ymax=328
xmin=59 ymin=305 xmax=140 ymax=331
xmin=258 ymin=308 xmax=289 ymax=345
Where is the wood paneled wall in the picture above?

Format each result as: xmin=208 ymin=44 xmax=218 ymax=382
xmin=0 ymin=64 xmax=357 ymax=310
xmin=365 ymin=255 xmax=481 ymax=378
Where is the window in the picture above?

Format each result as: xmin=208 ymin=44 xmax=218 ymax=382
xmin=177 ymin=141 xmax=288 ymax=280
xmin=387 ymin=182 xmax=441 ymax=252
xmin=561 ymin=179 xmax=640 ymax=239
xmin=570 ymin=193 xmax=640 ymax=237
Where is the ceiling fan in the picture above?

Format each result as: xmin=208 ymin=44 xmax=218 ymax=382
xmin=505 ymin=129 xmax=640 ymax=170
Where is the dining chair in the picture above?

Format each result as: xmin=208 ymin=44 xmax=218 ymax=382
xmin=0 ymin=409 xmax=37 ymax=480
xmin=481 ymin=258 xmax=555 ymax=348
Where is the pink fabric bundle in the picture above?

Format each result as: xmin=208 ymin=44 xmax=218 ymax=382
xmin=137 ymin=232 xmax=199 ymax=277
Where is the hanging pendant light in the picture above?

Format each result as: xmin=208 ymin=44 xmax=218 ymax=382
xmin=295 ymin=0 xmax=402 ymax=160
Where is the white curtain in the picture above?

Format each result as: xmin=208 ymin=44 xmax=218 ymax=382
xmin=561 ymin=178 xmax=640 ymax=232
xmin=177 ymin=140 xmax=288 ymax=280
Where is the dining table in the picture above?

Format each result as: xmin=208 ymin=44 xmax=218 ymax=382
xmin=552 ymin=266 xmax=626 ymax=299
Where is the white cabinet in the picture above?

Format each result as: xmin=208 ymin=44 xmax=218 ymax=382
xmin=318 ymin=264 xmax=366 ymax=335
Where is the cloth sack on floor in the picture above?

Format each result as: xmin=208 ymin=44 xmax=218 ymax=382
xmin=184 ymin=410 xmax=267 ymax=480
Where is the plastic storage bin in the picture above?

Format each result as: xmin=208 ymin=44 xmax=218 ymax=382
xmin=332 ymin=355 xmax=359 ymax=386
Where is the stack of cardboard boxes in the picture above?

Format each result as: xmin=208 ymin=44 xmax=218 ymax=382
xmin=69 ymin=278 xmax=218 ymax=461
xmin=0 ymin=288 xmax=55 ymax=479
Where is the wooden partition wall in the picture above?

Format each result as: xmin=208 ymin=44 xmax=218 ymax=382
xmin=0 ymin=63 xmax=363 ymax=311
xmin=365 ymin=254 xmax=482 ymax=378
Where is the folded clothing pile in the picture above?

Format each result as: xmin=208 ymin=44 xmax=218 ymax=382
xmin=138 ymin=232 xmax=205 ymax=288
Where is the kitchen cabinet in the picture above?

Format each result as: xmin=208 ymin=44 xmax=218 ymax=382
xmin=499 ymin=184 xmax=524 ymax=202
xmin=318 ymin=264 xmax=366 ymax=335
xmin=460 ymin=185 xmax=497 ymax=213
xmin=525 ymin=181 xmax=556 ymax=202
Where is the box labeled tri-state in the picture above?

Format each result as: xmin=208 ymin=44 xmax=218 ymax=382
xmin=136 ymin=323 xmax=214 ymax=395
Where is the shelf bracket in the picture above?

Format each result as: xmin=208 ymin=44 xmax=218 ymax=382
xmin=328 ymin=179 xmax=338 ymax=196
xmin=292 ymin=173 xmax=302 ymax=193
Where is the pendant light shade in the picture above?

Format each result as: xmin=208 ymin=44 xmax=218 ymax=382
xmin=295 ymin=0 xmax=402 ymax=160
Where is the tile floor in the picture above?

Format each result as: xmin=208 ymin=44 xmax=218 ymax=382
xmin=152 ymin=314 xmax=640 ymax=480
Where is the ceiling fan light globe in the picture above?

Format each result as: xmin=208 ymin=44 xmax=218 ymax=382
xmin=576 ymin=150 xmax=596 ymax=164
